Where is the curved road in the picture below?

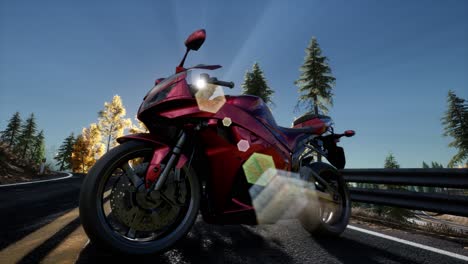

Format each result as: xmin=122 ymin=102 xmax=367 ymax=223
xmin=0 ymin=174 xmax=467 ymax=264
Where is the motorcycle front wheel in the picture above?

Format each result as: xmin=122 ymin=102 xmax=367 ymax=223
xmin=79 ymin=140 xmax=200 ymax=255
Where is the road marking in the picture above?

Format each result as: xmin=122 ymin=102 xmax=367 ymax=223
xmin=40 ymin=225 xmax=88 ymax=264
xmin=0 ymin=173 xmax=74 ymax=188
xmin=348 ymin=225 xmax=468 ymax=262
xmin=0 ymin=207 xmax=79 ymax=264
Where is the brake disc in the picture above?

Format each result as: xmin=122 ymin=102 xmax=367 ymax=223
xmin=109 ymin=169 xmax=187 ymax=232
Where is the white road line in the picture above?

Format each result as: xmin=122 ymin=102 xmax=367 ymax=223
xmin=0 ymin=172 xmax=74 ymax=188
xmin=348 ymin=225 xmax=468 ymax=262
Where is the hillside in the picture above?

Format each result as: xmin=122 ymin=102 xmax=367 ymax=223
xmin=0 ymin=144 xmax=46 ymax=184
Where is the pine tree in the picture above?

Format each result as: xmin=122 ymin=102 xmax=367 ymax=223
xmin=31 ymin=130 xmax=46 ymax=164
xmin=431 ymin=161 xmax=443 ymax=168
xmin=15 ymin=113 xmax=37 ymax=161
xmin=0 ymin=112 xmax=22 ymax=148
xmin=241 ymin=62 xmax=274 ymax=105
xmin=384 ymin=153 xmax=400 ymax=169
xmin=55 ymin=133 xmax=75 ymax=171
xmin=295 ymin=37 xmax=336 ymax=115
xmin=71 ymin=124 xmax=105 ymax=173
xmin=441 ymin=90 xmax=468 ymax=167
xmin=382 ymin=153 xmax=414 ymax=221
xmin=422 ymin=161 xmax=429 ymax=169
xmin=98 ymin=95 xmax=131 ymax=152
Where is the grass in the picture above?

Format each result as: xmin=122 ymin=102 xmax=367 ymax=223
xmin=351 ymin=205 xmax=467 ymax=242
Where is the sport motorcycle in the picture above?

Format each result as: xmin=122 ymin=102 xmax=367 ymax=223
xmin=79 ymin=29 xmax=355 ymax=255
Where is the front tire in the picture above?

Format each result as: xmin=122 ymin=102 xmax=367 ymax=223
xmin=79 ymin=141 xmax=200 ymax=255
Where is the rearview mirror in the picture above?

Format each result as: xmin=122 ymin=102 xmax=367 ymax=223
xmin=344 ymin=130 xmax=355 ymax=137
xmin=185 ymin=29 xmax=206 ymax=51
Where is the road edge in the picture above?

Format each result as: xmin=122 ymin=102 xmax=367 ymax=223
xmin=0 ymin=172 xmax=74 ymax=188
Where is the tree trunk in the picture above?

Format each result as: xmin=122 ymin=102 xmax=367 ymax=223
xmin=8 ymin=131 xmax=15 ymax=148
xmin=106 ymin=125 xmax=114 ymax=153
xmin=21 ymin=144 xmax=28 ymax=161
xmin=107 ymin=134 xmax=111 ymax=153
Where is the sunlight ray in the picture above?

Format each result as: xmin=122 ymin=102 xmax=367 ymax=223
xmin=0 ymin=208 xmax=79 ymax=264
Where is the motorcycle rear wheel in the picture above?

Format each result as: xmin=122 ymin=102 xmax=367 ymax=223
xmin=79 ymin=140 xmax=200 ymax=255
xmin=299 ymin=162 xmax=351 ymax=236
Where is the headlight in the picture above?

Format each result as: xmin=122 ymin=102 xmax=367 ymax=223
xmin=195 ymin=78 xmax=207 ymax=89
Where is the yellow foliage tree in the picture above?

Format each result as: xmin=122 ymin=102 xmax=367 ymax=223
xmin=129 ymin=117 xmax=148 ymax=134
xmin=71 ymin=124 xmax=105 ymax=173
xmin=98 ymin=95 xmax=131 ymax=152
xmin=71 ymin=135 xmax=87 ymax=173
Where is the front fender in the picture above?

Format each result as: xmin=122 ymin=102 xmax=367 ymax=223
xmin=117 ymin=133 xmax=166 ymax=146
xmin=117 ymin=133 xmax=188 ymax=187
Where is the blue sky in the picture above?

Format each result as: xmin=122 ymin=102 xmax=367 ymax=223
xmin=1 ymin=0 xmax=467 ymax=168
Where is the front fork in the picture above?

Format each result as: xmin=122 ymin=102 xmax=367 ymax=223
xmin=149 ymin=130 xmax=187 ymax=191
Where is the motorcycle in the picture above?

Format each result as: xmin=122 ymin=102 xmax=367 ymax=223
xmin=79 ymin=29 xmax=355 ymax=255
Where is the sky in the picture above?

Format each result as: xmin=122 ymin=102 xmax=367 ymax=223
xmin=1 ymin=0 xmax=467 ymax=168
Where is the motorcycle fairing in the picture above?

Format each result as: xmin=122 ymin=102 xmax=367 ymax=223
xmin=158 ymin=100 xmax=292 ymax=154
xmin=197 ymin=124 xmax=290 ymax=221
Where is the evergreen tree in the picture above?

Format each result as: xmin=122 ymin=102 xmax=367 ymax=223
xmin=15 ymin=113 xmax=37 ymax=161
xmin=55 ymin=133 xmax=75 ymax=171
xmin=0 ymin=112 xmax=22 ymax=148
xmin=431 ymin=161 xmax=443 ymax=168
xmin=384 ymin=153 xmax=400 ymax=169
xmin=441 ymin=90 xmax=468 ymax=167
xmin=382 ymin=153 xmax=414 ymax=221
xmin=31 ymin=130 xmax=46 ymax=164
xmin=98 ymin=95 xmax=131 ymax=152
xmin=295 ymin=37 xmax=336 ymax=115
xmin=422 ymin=161 xmax=443 ymax=169
xmin=422 ymin=161 xmax=429 ymax=169
xmin=242 ymin=62 xmax=274 ymax=105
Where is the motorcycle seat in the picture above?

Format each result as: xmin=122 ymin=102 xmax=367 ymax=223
xmin=275 ymin=126 xmax=311 ymax=150
xmin=226 ymin=95 xmax=313 ymax=150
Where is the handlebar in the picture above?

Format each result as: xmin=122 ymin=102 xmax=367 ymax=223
xmin=210 ymin=77 xmax=235 ymax=89
xmin=200 ymin=73 xmax=235 ymax=89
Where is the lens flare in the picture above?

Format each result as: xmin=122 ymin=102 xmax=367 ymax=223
xmin=222 ymin=117 xmax=232 ymax=127
xmin=242 ymin=152 xmax=275 ymax=185
xmin=236 ymin=139 xmax=250 ymax=152
xmin=195 ymin=84 xmax=226 ymax=113
xmin=248 ymin=169 xmax=319 ymax=225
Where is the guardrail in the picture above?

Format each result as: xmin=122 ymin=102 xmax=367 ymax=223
xmin=341 ymin=169 xmax=468 ymax=217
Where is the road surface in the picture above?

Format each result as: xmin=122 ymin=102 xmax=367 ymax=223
xmin=0 ymin=174 xmax=467 ymax=264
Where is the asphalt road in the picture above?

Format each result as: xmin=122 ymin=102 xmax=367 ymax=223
xmin=0 ymin=174 xmax=467 ymax=264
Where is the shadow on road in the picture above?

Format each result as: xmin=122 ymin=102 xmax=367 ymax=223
xmin=17 ymin=217 xmax=81 ymax=264
xmin=76 ymin=221 xmax=294 ymax=264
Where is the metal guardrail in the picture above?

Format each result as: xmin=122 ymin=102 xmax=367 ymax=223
xmin=341 ymin=169 xmax=468 ymax=217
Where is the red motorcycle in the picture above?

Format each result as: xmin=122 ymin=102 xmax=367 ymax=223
xmin=79 ymin=29 xmax=355 ymax=255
